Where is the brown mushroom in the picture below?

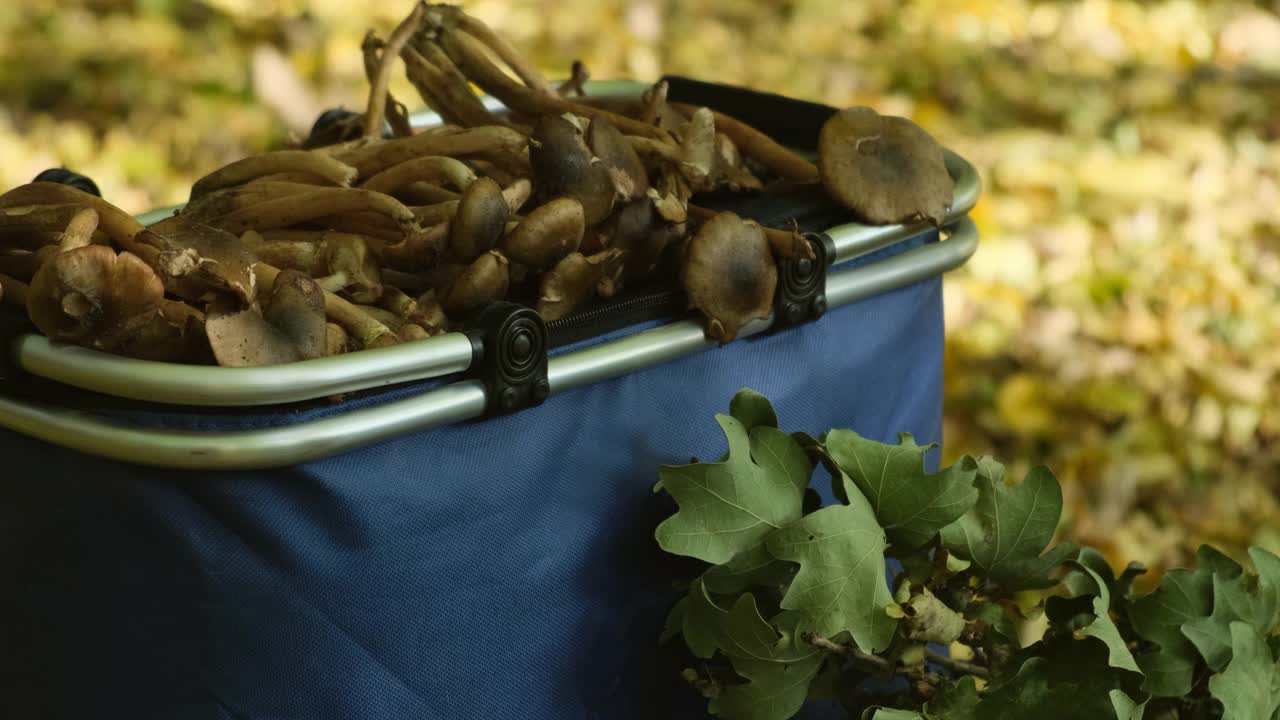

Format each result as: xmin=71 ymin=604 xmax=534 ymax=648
xmin=362 ymin=30 xmax=415 ymax=139
xmin=536 ymin=249 xmax=623 ymax=322
xmin=448 ymin=177 xmax=509 ymax=262
xmin=312 ymin=234 xmax=383 ymax=303
xmin=254 ymin=261 xmax=397 ymax=350
xmin=500 ymin=197 xmax=584 ymax=270
xmin=139 ymin=216 xmax=257 ymax=306
xmin=670 ymin=103 xmax=819 ymax=183
xmin=25 ymin=208 xmax=209 ymax=361
xmin=379 ymin=286 xmax=448 ymax=334
xmin=817 ymin=106 xmax=953 ymax=226
xmin=0 ymin=246 xmax=57 ymax=280
xmin=0 ymin=273 xmax=29 ymax=309
xmin=189 ymin=151 xmax=358 ymax=200
xmin=444 ymin=249 xmax=508 ymax=316
xmin=0 ymin=204 xmax=109 ymax=251
xmin=587 ymin=116 xmax=649 ymax=201
xmin=682 ymin=212 xmax=777 ymax=344
xmin=325 ymin=322 xmax=352 ymax=356
xmin=362 ymin=1 xmax=427 ymax=140
xmin=557 ymin=60 xmax=590 ymax=98
xmin=205 ymin=269 xmax=326 ymax=367
xmin=529 ymin=114 xmax=615 ymax=226
xmin=598 ymin=199 xmax=684 ymax=283
xmin=360 ymin=156 xmax=477 ymax=195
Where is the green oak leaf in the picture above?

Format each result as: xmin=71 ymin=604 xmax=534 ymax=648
xmin=1129 ymin=560 xmax=1214 ymax=697
xmin=826 ymin=430 xmax=979 ymax=549
xmin=655 ymin=413 xmax=812 ymax=564
xmin=683 ymin=583 xmax=823 ymax=720
xmin=926 ymin=676 xmax=981 ymax=719
xmin=729 ymin=388 xmax=779 ymax=431
xmin=1071 ymin=563 xmax=1140 ymax=673
xmin=1183 ymin=549 xmax=1280 ymax=671
xmin=703 ymin=543 xmax=796 ymax=595
xmin=1110 ymin=689 xmax=1147 ymax=719
xmin=939 ymin=462 xmax=1077 ymax=590
xmin=661 ymin=596 xmax=688 ymax=644
xmin=766 ymin=472 xmax=898 ymax=653
xmin=1208 ymin=622 xmax=1280 ymax=720
xmin=1197 ymin=544 xmax=1245 ymax=579
xmin=976 ymin=638 xmax=1128 ymax=719
xmin=966 ymin=601 xmax=1020 ymax=647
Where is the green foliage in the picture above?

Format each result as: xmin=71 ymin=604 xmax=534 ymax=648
xmin=655 ymin=389 xmax=1280 ymax=720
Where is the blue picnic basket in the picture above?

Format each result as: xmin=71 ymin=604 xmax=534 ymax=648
xmin=0 ymin=78 xmax=980 ymax=720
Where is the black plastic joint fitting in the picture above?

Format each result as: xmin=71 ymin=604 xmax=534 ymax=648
xmin=465 ymin=302 xmax=550 ymax=417
xmin=772 ymin=231 xmax=834 ymax=331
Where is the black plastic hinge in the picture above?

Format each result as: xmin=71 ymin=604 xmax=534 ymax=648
xmin=771 ymin=232 xmax=835 ymax=331
xmin=465 ymin=302 xmax=550 ymax=416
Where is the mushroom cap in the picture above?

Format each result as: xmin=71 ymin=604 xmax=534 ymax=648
xmin=443 ymin=250 xmax=509 ymax=316
xmin=587 ymin=116 xmax=649 ymax=201
xmin=817 ymin=106 xmax=954 ymax=226
xmin=536 ymin=249 xmax=623 ymax=322
xmin=27 ymin=245 xmax=165 ymax=345
xmin=449 ymin=177 xmax=509 ymax=263
xmin=500 ymin=197 xmax=584 ymax=269
xmin=682 ymin=212 xmax=777 ymax=344
xmin=529 ymin=114 xmax=615 ymax=226
xmin=320 ymin=233 xmax=382 ymax=304
xmin=141 ymin=216 xmax=258 ymax=306
xmin=205 ymin=269 xmax=326 ymax=367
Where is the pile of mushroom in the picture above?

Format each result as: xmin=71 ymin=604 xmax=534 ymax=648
xmin=0 ymin=2 xmax=954 ymax=366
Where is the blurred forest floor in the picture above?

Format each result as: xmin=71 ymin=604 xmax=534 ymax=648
xmin=2 ymin=0 xmax=1278 ymax=581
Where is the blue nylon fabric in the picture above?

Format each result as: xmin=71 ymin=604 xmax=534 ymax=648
xmin=0 ymin=239 xmax=944 ymax=720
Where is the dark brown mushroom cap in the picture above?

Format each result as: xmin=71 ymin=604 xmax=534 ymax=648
xmin=140 ymin=215 xmax=258 ymax=306
xmin=587 ymin=116 xmax=649 ymax=201
xmin=597 ymin=198 xmax=680 ymax=283
xmin=26 ymin=246 xmax=164 ymax=345
xmin=817 ymin=106 xmax=954 ymax=226
xmin=529 ymin=114 xmax=615 ymax=226
xmin=449 ymin=177 xmax=509 ymax=263
xmin=536 ymin=249 xmax=623 ymax=322
xmin=443 ymin=250 xmax=509 ymax=316
xmin=205 ymin=269 xmax=326 ymax=367
xmin=500 ymin=197 xmax=584 ymax=269
xmin=682 ymin=212 xmax=777 ymax=344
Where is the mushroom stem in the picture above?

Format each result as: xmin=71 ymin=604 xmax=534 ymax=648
xmin=381 ymin=221 xmax=450 ymax=269
xmin=0 ymin=272 xmax=28 ymax=308
xmin=638 ymin=80 xmax=668 ymax=125
xmin=557 ymin=60 xmax=590 ymax=97
xmin=502 ymin=178 xmax=533 ymax=213
xmin=363 ymin=2 xmax=427 ymax=139
xmin=670 ymin=103 xmax=819 ymax=182
xmin=380 ymin=268 xmax=430 ymax=292
xmin=312 ymin=271 xmax=352 ymax=294
xmin=628 ymin=135 xmax=685 ymax=165
xmin=0 ymin=183 xmax=150 ymax=260
xmin=439 ymin=6 xmax=558 ymax=96
xmin=190 ymin=151 xmax=358 ymax=199
xmin=360 ymin=156 xmax=477 ymax=195
xmin=335 ymin=125 xmax=527 ymax=178
xmin=405 ymin=40 xmax=515 ymax=130
xmin=255 ymin=262 xmax=397 ymax=349
xmin=0 ymin=247 xmax=55 ymax=280
xmin=686 ymin=204 xmax=815 ymax=260
xmin=437 ymin=29 xmax=669 ymax=141
xmin=400 ymin=44 xmax=460 ymax=125
xmin=210 ymin=188 xmax=421 ymax=240
xmin=58 ymin=207 xmax=100 ymax=251
xmin=362 ymin=32 xmax=415 ymax=139
xmin=355 ymin=304 xmax=405 ymax=330
xmin=400 ymin=183 xmax=460 ymax=205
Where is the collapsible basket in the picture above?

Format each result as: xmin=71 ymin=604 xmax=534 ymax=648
xmin=0 ymin=78 xmax=980 ymax=720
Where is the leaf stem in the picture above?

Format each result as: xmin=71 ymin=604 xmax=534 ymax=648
xmin=923 ymin=648 xmax=990 ymax=679
xmin=804 ymin=633 xmax=991 ymax=680
xmin=802 ymin=633 xmax=896 ymax=673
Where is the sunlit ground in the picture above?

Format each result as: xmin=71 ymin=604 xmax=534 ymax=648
xmin=2 ymin=0 xmax=1277 ymax=576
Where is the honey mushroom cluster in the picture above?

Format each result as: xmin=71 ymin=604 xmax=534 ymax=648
xmin=0 ymin=2 xmax=955 ymax=366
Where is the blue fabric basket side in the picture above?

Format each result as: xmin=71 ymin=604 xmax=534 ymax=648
xmin=0 ymin=234 xmax=944 ymax=720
